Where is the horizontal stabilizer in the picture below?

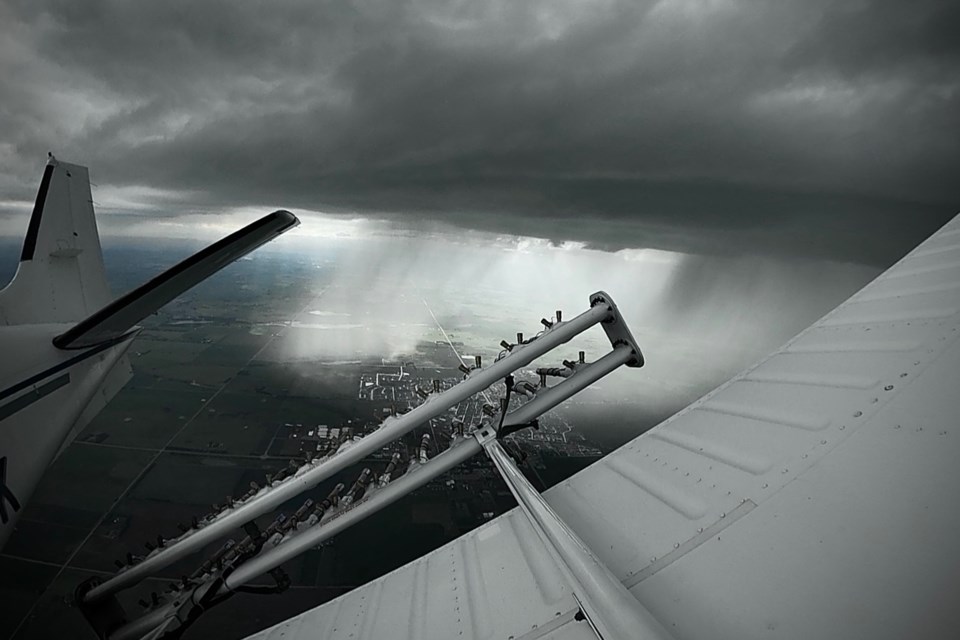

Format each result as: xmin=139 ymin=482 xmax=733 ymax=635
xmin=53 ymin=210 xmax=299 ymax=349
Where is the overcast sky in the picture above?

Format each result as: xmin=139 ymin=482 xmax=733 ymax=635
xmin=1 ymin=0 xmax=958 ymax=264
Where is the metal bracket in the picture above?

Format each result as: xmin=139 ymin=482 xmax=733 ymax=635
xmin=590 ymin=290 xmax=643 ymax=367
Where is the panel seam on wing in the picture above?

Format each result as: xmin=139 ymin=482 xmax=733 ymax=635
xmin=740 ymin=371 xmax=880 ymax=390
xmin=696 ymin=401 xmax=830 ymax=432
xmin=604 ymin=456 xmax=708 ymax=520
xmin=649 ymin=431 xmax=773 ymax=476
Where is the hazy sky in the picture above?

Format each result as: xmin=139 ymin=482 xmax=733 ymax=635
xmin=1 ymin=0 xmax=958 ymax=264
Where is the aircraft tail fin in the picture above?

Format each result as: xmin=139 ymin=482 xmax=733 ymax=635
xmin=53 ymin=209 xmax=299 ymax=349
xmin=0 ymin=155 xmax=112 ymax=325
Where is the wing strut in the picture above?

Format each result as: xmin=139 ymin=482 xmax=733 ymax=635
xmin=478 ymin=429 xmax=673 ymax=640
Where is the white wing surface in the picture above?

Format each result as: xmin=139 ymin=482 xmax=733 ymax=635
xmin=246 ymin=213 xmax=960 ymax=640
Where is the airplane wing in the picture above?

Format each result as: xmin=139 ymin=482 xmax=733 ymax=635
xmin=52 ymin=209 xmax=298 ymax=349
xmin=244 ymin=212 xmax=960 ymax=640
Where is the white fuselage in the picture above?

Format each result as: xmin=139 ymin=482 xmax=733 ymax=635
xmin=0 ymin=323 xmax=135 ymax=548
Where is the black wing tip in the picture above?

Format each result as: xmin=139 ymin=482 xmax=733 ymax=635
xmin=267 ymin=209 xmax=300 ymax=230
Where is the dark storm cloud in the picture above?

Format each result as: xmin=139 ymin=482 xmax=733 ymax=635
xmin=1 ymin=0 xmax=958 ymax=264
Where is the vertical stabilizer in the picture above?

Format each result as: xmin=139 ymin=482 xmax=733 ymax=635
xmin=0 ymin=155 xmax=111 ymax=325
